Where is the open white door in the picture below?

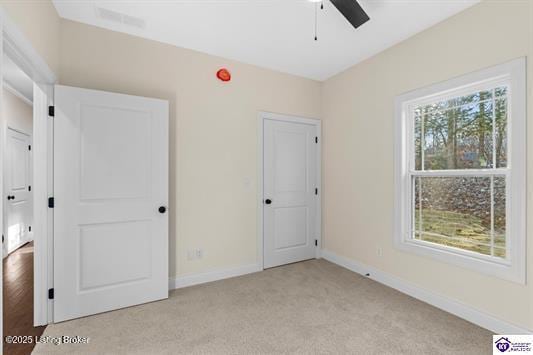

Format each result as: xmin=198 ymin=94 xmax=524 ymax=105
xmin=263 ymin=116 xmax=319 ymax=269
xmin=53 ymin=85 xmax=168 ymax=322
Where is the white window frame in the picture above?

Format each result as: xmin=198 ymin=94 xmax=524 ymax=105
xmin=394 ymin=58 xmax=526 ymax=284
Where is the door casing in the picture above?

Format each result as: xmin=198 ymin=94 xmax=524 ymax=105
xmin=257 ymin=111 xmax=322 ymax=269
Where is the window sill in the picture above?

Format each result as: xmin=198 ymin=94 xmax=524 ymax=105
xmin=394 ymin=237 xmax=525 ymax=284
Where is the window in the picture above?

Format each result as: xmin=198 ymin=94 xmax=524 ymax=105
xmin=394 ymin=59 xmax=526 ymax=283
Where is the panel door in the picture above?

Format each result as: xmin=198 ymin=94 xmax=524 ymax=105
xmin=263 ymin=118 xmax=318 ymax=268
xmin=54 ymin=85 xmax=169 ymax=322
xmin=5 ymin=128 xmax=32 ymax=255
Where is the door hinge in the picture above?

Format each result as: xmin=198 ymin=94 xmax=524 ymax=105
xmin=48 ymin=288 xmax=54 ymax=300
xmin=28 ymin=185 xmax=31 ymax=192
xmin=315 ymin=239 xmax=318 ymax=247
xmin=48 ymin=197 xmax=54 ymax=208
xmin=315 ymin=136 xmax=318 ymax=144
xmin=28 ymin=145 xmax=31 ymax=151
xmin=315 ymin=188 xmax=318 ymax=195
xmin=48 ymin=106 xmax=55 ymax=117
xmin=2 ymin=235 xmax=4 ymax=243
xmin=29 ymin=226 xmax=32 ymax=232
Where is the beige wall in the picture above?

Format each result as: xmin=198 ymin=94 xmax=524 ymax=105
xmin=322 ymin=0 xmax=533 ymax=330
xmin=0 ymin=0 xmax=60 ymax=75
xmin=2 ymin=88 xmax=32 ymax=134
xmin=58 ymin=19 xmax=321 ymax=278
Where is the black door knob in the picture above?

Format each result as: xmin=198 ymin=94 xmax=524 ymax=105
xmin=7 ymin=195 xmax=14 ymax=200
xmin=158 ymin=206 xmax=167 ymax=214
xmin=264 ymin=199 xmax=272 ymax=205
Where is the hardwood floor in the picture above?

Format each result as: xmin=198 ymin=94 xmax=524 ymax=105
xmin=3 ymin=242 xmax=46 ymax=355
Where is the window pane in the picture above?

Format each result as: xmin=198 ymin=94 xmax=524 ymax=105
xmin=414 ymin=177 xmax=421 ymax=238
xmin=494 ymin=176 xmax=506 ymax=258
xmin=414 ymin=110 xmax=422 ymax=170
xmin=495 ymin=86 xmax=508 ymax=97
xmin=425 ymin=103 xmax=494 ymax=170
xmin=413 ymin=87 xmax=512 ymax=171
xmin=414 ymin=176 xmax=495 ymax=256
xmin=450 ymin=90 xmax=493 ymax=108
xmin=495 ymin=97 xmax=508 ymax=168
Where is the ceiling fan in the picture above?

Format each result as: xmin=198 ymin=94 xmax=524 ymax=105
xmin=309 ymin=0 xmax=370 ymax=40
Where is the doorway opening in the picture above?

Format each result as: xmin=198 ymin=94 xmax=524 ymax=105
xmin=0 ymin=8 xmax=57 ymax=350
xmin=2 ymin=51 xmax=45 ymax=355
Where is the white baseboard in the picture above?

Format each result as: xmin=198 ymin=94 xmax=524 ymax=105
xmin=169 ymin=263 xmax=262 ymax=290
xmin=321 ymin=249 xmax=532 ymax=335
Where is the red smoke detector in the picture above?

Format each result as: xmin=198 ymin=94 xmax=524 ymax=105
xmin=216 ymin=68 xmax=231 ymax=82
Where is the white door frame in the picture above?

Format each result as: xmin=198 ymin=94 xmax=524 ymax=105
xmin=0 ymin=8 xmax=57 ymax=331
xmin=257 ymin=111 xmax=322 ymax=269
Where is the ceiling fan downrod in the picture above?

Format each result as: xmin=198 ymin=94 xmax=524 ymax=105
xmin=314 ymin=1 xmax=324 ymax=41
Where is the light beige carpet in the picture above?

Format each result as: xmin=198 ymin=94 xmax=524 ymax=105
xmin=33 ymin=259 xmax=491 ymax=354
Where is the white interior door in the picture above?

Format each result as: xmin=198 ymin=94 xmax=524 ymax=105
xmin=263 ymin=116 xmax=319 ymax=269
xmin=54 ymin=85 xmax=169 ymax=322
xmin=4 ymin=127 xmax=32 ymax=256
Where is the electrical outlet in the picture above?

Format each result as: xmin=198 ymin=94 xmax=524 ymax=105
xmin=376 ymin=247 xmax=383 ymax=257
xmin=196 ymin=249 xmax=203 ymax=259
xmin=188 ymin=249 xmax=204 ymax=261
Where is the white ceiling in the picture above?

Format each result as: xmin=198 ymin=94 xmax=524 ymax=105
xmin=3 ymin=53 xmax=33 ymax=103
xmin=53 ymin=0 xmax=480 ymax=81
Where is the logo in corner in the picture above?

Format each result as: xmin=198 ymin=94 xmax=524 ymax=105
xmin=494 ymin=337 xmax=512 ymax=353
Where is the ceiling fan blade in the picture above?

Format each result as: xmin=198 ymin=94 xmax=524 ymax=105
xmin=330 ymin=0 xmax=370 ymax=29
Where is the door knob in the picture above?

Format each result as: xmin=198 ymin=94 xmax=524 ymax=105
xmin=158 ymin=206 xmax=167 ymax=214
xmin=7 ymin=195 xmax=14 ymax=200
xmin=264 ymin=199 xmax=272 ymax=205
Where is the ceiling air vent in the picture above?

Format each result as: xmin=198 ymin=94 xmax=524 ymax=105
xmin=96 ymin=7 xmax=146 ymax=29
xmin=122 ymin=14 xmax=145 ymax=29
